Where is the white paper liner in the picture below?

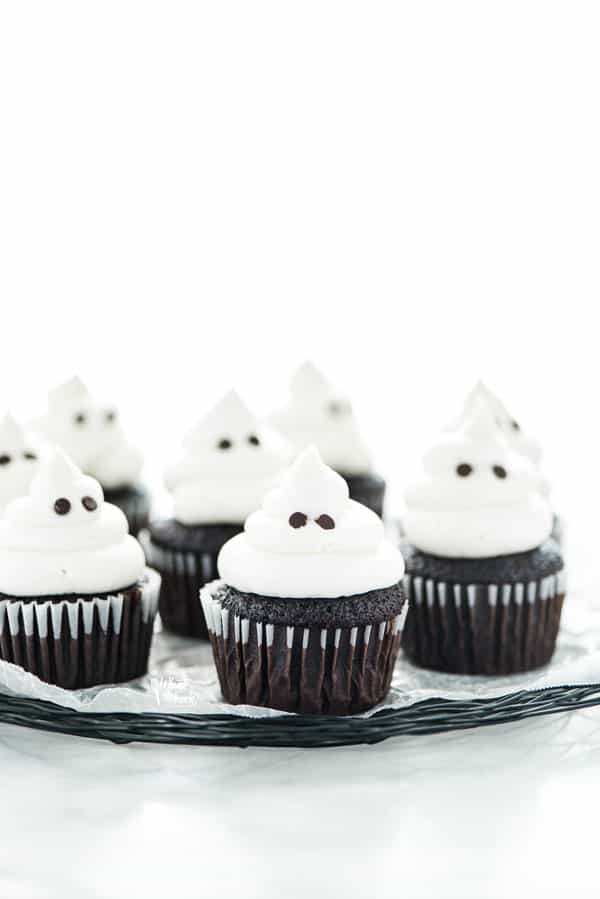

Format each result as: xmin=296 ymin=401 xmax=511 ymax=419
xmin=0 ymin=580 xmax=595 ymax=720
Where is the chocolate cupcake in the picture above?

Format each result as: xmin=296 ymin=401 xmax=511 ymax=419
xmin=142 ymin=390 xmax=290 ymax=638
xmin=201 ymin=447 xmax=406 ymax=714
xmin=401 ymin=400 xmax=565 ymax=675
xmin=30 ymin=376 xmax=150 ymax=535
xmin=0 ymin=450 xmax=159 ymax=688
xmin=0 ymin=414 xmax=43 ymax=516
xmin=270 ymin=362 xmax=386 ymax=517
xmin=448 ymin=380 xmax=562 ymax=543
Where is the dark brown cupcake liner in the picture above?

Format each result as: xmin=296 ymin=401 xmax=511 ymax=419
xmin=140 ymin=532 xmax=217 ymax=638
xmin=342 ymin=473 xmax=386 ymax=518
xmin=201 ymin=581 xmax=407 ymax=715
xmin=0 ymin=569 xmax=160 ymax=689
xmin=401 ymin=570 xmax=567 ymax=675
xmin=104 ymin=486 xmax=151 ymax=536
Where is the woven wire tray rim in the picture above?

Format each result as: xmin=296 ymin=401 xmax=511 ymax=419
xmin=1 ymin=682 xmax=600 ymax=748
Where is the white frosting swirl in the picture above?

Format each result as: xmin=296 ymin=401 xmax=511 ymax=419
xmin=0 ymin=414 xmax=43 ymax=515
xmin=270 ymin=362 xmax=373 ymax=475
xmin=218 ymin=446 xmax=404 ymax=598
xmin=165 ymin=390 xmax=291 ymax=525
xmin=405 ymin=400 xmax=552 ymax=559
xmin=0 ymin=450 xmax=145 ymax=596
xmin=448 ymin=380 xmax=542 ymax=465
xmin=31 ymin=376 xmax=143 ymax=489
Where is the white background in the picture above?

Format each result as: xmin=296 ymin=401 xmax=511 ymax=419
xmin=1 ymin=3 xmax=599 ymax=897
xmin=1 ymin=1 xmax=598 ymax=509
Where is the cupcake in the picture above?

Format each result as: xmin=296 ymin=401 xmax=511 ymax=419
xmin=270 ymin=361 xmax=386 ymax=517
xmin=0 ymin=414 xmax=43 ymax=515
xmin=201 ymin=447 xmax=406 ymax=714
xmin=448 ymin=380 xmax=562 ymax=542
xmin=30 ymin=376 xmax=149 ymax=535
xmin=0 ymin=450 xmax=159 ymax=688
xmin=142 ymin=390 xmax=290 ymax=638
xmin=401 ymin=400 xmax=566 ymax=675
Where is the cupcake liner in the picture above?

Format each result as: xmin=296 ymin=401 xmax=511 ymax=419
xmin=0 ymin=569 xmax=160 ymax=689
xmin=401 ymin=570 xmax=567 ymax=675
xmin=140 ymin=532 xmax=218 ymax=638
xmin=104 ymin=486 xmax=151 ymax=536
xmin=343 ymin=473 xmax=386 ymax=518
xmin=201 ymin=581 xmax=407 ymax=715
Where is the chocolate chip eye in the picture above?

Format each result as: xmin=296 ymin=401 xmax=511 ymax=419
xmin=456 ymin=463 xmax=473 ymax=477
xmin=289 ymin=512 xmax=308 ymax=529
xmin=81 ymin=496 xmax=98 ymax=511
xmin=316 ymin=514 xmax=335 ymax=530
xmin=54 ymin=497 xmax=71 ymax=515
xmin=493 ymin=465 xmax=507 ymax=479
xmin=74 ymin=412 xmax=86 ymax=426
xmin=247 ymin=434 xmax=260 ymax=447
xmin=0 ymin=455 xmax=11 ymax=466
xmin=105 ymin=410 xmax=117 ymax=424
xmin=512 ymin=420 xmax=520 ymax=431
xmin=327 ymin=400 xmax=351 ymax=416
xmin=23 ymin=452 xmax=37 ymax=461
xmin=217 ymin=438 xmax=232 ymax=450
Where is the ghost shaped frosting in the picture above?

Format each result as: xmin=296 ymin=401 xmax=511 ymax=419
xmin=165 ymin=390 xmax=291 ymax=525
xmin=270 ymin=362 xmax=373 ymax=475
xmin=31 ymin=376 xmax=143 ymax=490
xmin=405 ymin=400 xmax=553 ymax=559
xmin=218 ymin=447 xmax=404 ymax=598
xmin=448 ymin=380 xmax=542 ymax=466
xmin=0 ymin=414 xmax=42 ymax=515
xmin=0 ymin=450 xmax=145 ymax=596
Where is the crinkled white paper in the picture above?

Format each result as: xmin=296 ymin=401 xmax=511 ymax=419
xmin=0 ymin=585 xmax=597 ymax=719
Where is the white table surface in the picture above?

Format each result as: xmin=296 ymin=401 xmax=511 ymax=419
xmin=1 ymin=522 xmax=598 ymax=899
xmin=1 ymin=708 xmax=599 ymax=899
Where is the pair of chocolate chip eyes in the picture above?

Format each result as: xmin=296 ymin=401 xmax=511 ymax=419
xmin=217 ymin=435 xmax=260 ymax=450
xmin=289 ymin=512 xmax=335 ymax=530
xmin=456 ymin=463 xmax=507 ymax=479
xmin=73 ymin=411 xmax=116 ymax=426
xmin=0 ymin=452 xmax=37 ymax=466
xmin=53 ymin=496 xmax=98 ymax=515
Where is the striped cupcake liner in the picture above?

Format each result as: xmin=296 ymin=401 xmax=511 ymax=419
xmin=401 ymin=570 xmax=567 ymax=675
xmin=139 ymin=532 xmax=219 ymax=638
xmin=201 ymin=581 xmax=408 ymax=715
xmin=344 ymin=475 xmax=386 ymax=519
xmin=106 ymin=489 xmax=151 ymax=536
xmin=0 ymin=568 xmax=160 ymax=689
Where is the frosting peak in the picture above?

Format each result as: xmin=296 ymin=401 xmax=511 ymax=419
xmin=0 ymin=450 xmax=145 ymax=596
xmin=218 ymin=447 xmax=403 ymax=598
xmin=31 ymin=376 xmax=143 ymax=490
xmin=290 ymin=361 xmax=332 ymax=398
xmin=8 ymin=450 xmax=103 ymax=535
xmin=251 ymin=446 xmax=379 ymax=555
xmin=449 ymin=380 xmax=542 ymax=465
xmin=405 ymin=400 xmax=552 ymax=558
xmin=263 ymin=445 xmax=349 ymax=523
xmin=48 ymin=375 xmax=89 ymax=408
xmin=181 ymin=390 xmax=267 ymax=454
xmin=270 ymin=362 xmax=372 ymax=476
xmin=0 ymin=413 xmax=42 ymax=515
xmin=165 ymin=390 xmax=290 ymax=525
